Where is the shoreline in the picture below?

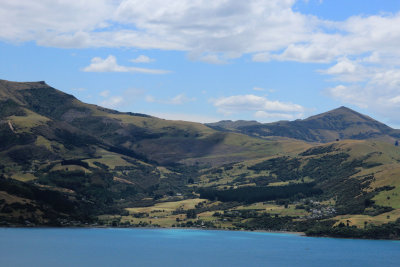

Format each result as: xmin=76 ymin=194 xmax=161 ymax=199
xmin=2 ymin=225 xmax=399 ymax=240
xmin=0 ymin=224 xmax=304 ymax=236
xmin=133 ymin=226 xmax=306 ymax=236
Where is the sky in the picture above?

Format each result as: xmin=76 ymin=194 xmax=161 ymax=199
xmin=1 ymin=0 xmax=400 ymax=127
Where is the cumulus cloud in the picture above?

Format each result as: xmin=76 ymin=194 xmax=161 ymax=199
xmin=130 ymin=55 xmax=154 ymax=63
xmin=254 ymin=111 xmax=301 ymax=121
xmin=323 ymin=58 xmax=356 ymax=75
xmin=0 ymin=0 xmax=310 ymax=56
xmin=197 ymin=54 xmax=227 ymax=64
xmin=318 ymin=58 xmax=370 ymax=82
xmin=3 ymin=1 xmax=400 ymax=68
xmin=168 ymin=94 xmax=196 ymax=105
xmin=1 ymin=0 xmax=400 ymax=65
xmin=145 ymin=93 xmax=196 ymax=105
xmin=82 ymin=55 xmax=169 ymax=74
xmin=316 ymin=50 xmax=400 ymax=124
xmin=325 ymin=66 xmax=400 ymax=123
xmin=3 ymin=1 xmax=400 ymax=122
xmin=0 ymin=1 xmax=112 ymax=42
xmin=213 ymin=94 xmax=304 ymax=113
xmin=149 ymin=112 xmax=221 ymax=123
xmin=212 ymin=94 xmax=304 ymax=121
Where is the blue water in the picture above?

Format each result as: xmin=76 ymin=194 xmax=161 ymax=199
xmin=0 ymin=228 xmax=399 ymax=267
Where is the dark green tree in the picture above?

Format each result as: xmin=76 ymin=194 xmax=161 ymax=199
xmin=186 ymin=209 xmax=197 ymax=219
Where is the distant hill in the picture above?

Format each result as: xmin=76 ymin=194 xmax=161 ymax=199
xmin=206 ymin=120 xmax=261 ymax=131
xmin=207 ymin=106 xmax=400 ymax=143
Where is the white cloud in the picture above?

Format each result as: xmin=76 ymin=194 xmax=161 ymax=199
xmin=145 ymin=93 xmax=195 ymax=105
xmin=168 ymin=94 xmax=196 ymax=105
xmin=101 ymin=96 xmax=124 ymax=108
xmin=253 ymin=87 xmax=275 ymax=93
xmin=318 ymin=58 xmax=369 ymax=82
xmin=254 ymin=111 xmax=301 ymax=121
xmin=2 ymin=0 xmax=400 ymax=68
xmin=0 ymin=1 xmax=112 ymax=42
xmin=187 ymin=52 xmax=231 ymax=64
xmin=321 ymin=58 xmax=356 ymax=75
xmin=212 ymin=94 xmax=304 ymax=121
xmin=198 ymin=54 xmax=227 ymax=64
xmin=82 ymin=55 xmax=170 ymax=74
xmin=99 ymin=90 xmax=110 ymax=97
xmin=149 ymin=112 xmax=221 ymax=123
xmin=0 ymin=0 xmax=310 ymax=57
xmin=326 ymin=85 xmax=368 ymax=109
xmin=319 ymin=52 xmax=400 ymax=124
xmin=325 ymin=67 xmax=400 ymax=122
xmin=4 ymin=1 xmax=400 ymax=68
xmin=130 ymin=55 xmax=154 ymax=63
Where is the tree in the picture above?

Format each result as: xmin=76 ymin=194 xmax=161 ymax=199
xmin=186 ymin=209 xmax=197 ymax=219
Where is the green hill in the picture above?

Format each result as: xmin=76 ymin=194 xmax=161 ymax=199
xmin=1 ymin=79 xmax=400 ymax=239
xmin=0 ymin=79 xmax=308 ymax=166
xmin=0 ymin=79 xmax=308 ymax=226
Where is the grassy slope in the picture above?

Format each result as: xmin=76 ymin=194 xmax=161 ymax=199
xmin=1 ymin=79 xmax=307 ymax=170
xmin=114 ymin=140 xmax=400 ymax=230
xmin=66 ymin=90 xmax=312 ymax=166
xmin=190 ymin=139 xmax=400 ymax=227
xmin=0 ymin=80 xmax=312 ymax=225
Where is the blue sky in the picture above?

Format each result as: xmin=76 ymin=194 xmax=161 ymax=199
xmin=1 ymin=0 xmax=400 ymax=127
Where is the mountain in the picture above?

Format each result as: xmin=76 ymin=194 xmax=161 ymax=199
xmin=0 ymin=79 xmax=308 ymax=225
xmin=1 ymin=79 xmax=400 ymax=239
xmin=207 ymin=106 xmax=400 ymax=143
xmin=0 ymin=79 xmax=308 ymax=167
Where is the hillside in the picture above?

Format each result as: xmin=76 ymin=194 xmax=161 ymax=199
xmin=1 ymin=79 xmax=400 ymax=239
xmin=163 ymin=139 xmax=400 ymax=238
xmin=0 ymin=80 xmax=308 ymax=166
xmin=207 ymin=106 xmax=400 ymax=143
xmin=0 ymin=79 xmax=308 ymax=225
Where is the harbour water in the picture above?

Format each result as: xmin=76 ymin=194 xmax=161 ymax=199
xmin=0 ymin=228 xmax=399 ymax=266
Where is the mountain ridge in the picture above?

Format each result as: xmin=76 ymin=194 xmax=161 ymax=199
xmin=207 ymin=106 xmax=400 ymax=143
